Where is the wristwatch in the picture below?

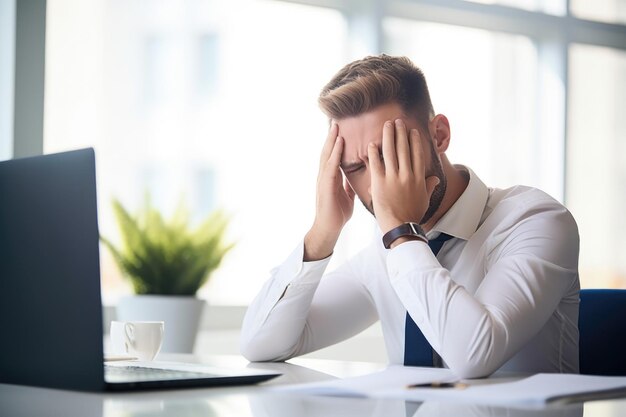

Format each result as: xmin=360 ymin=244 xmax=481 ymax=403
xmin=382 ymin=222 xmax=428 ymax=249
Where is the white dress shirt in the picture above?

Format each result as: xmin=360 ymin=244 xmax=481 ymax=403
xmin=240 ymin=167 xmax=580 ymax=378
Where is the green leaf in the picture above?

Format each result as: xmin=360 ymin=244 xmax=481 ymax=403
xmin=100 ymin=196 xmax=234 ymax=296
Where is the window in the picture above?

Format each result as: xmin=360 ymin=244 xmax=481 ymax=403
xmin=570 ymin=0 xmax=626 ymax=25
xmin=44 ymin=0 xmax=626 ymax=305
xmin=567 ymin=44 xmax=626 ymax=288
xmin=384 ymin=20 xmax=553 ymax=196
xmin=195 ymin=33 xmax=220 ymax=99
xmin=463 ymin=0 xmax=566 ymax=15
xmin=45 ymin=0 xmax=348 ymax=304
xmin=0 ymin=0 xmax=15 ymax=161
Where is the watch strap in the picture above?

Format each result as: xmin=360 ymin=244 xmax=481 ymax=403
xmin=382 ymin=222 xmax=428 ymax=249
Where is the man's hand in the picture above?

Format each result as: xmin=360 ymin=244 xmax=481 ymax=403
xmin=304 ymin=123 xmax=355 ymax=261
xmin=368 ymin=119 xmax=440 ymax=236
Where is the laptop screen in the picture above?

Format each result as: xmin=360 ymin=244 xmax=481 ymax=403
xmin=0 ymin=148 xmax=106 ymax=390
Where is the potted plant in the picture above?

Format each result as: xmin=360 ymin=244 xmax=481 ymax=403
xmin=101 ymin=197 xmax=234 ymax=353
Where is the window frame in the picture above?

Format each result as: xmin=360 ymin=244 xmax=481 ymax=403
xmin=7 ymin=0 xmax=626 ymax=312
xmin=280 ymin=0 xmax=626 ymax=203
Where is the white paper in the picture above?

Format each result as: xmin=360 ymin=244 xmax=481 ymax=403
xmin=275 ymin=365 xmax=626 ymax=407
xmin=380 ymin=373 xmax=626 ymax=406
xmin=275 ymin=365 xmax=457 ymax=397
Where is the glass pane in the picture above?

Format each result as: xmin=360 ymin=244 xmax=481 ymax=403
xmin=384 ymin=19 xmax=565 ymax=200
xmin=570 ymin=0 xmax=626 ymax=25
xmin=463 ymin=0 xmax=566 ymax=15
xmin=567 ymin=44 xmax=626 ymax=289
xmin=45 ymin=0 xmax=348 ymax=304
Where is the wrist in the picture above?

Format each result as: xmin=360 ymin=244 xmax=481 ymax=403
xmin=389 ymin=235 xmax=427 ymax=249
xmin=379 ymin=216 xmax=411 ymax=237
xmin=382 ymin=222 xmax=428 ymax=249
xmin=304 ymin=225 xmax=339 ymax=261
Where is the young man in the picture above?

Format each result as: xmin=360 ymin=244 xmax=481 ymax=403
xmin=240 ymin=55 xmax=580 ymax=378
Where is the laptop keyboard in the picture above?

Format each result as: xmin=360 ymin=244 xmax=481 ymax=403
xmin=105 ymin=365 xmax=219 ymax=383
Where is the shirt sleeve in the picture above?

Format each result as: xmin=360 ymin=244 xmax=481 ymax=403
xmin=239 ymin=240 xmax=379 ymax=362
xmin=387 ymin=201 xmax=579 ymax=379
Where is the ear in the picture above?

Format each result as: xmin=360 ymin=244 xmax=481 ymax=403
xmin=429 ymin=114 xmax=451 ymax=154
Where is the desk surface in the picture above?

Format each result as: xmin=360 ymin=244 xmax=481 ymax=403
xmin=1 ymin=354 xmax=625 ymax=417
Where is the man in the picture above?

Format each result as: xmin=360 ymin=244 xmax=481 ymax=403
xmin=240 ymin=55 xmax=580 ymax=378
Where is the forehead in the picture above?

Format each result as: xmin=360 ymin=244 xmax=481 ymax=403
xmin=336 ymin=102 xmax=418 ymax=163
xmin=336 ymin=102 xmax=405 ymax=142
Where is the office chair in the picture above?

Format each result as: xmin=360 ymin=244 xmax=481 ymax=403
xmin=578 ymin=289 xmax=626 ymax=375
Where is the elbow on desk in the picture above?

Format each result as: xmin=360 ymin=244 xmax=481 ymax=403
xmin=443 ymin=345 xmax=502 ymax=379
xmin=447 ymin=360 xmax=497 ymax=379
xmin=239 ymin=336 xmax=268 ymax=362
xmin=442 ymin=336 xmax=502 ymax=378
xmin=442 ymin=311 xmax=510 ymax=379
xmin=239 ymin=336 xmax=291 ymax=363
xmin=239 ymin=344 xmax=276 ymax=363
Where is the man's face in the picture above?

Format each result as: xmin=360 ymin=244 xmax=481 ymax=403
xmin=337 ymin=102 xmax=446 ymax=224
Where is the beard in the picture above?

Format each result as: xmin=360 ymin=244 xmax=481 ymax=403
xmin=419 ymin=141 xmax=447 ymax=224
xmin=362 ymin=142 xmax=447 ymax=225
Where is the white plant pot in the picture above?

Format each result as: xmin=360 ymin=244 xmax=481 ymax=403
xmin=116 ymin=295 xmax=205 ymax=353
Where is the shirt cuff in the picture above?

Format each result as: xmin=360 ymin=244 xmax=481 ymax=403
xmin=275 ymin=240 xmax=332 ymax=290
xmin=385 ymin=239 xmax=440 ymax=281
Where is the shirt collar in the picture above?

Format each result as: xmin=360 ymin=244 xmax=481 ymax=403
xmin=427 ymin=165 xmax=490 ymax=241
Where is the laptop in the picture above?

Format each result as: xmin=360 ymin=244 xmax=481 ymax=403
xmin=0 ymin=148 xmax=280 ymax=391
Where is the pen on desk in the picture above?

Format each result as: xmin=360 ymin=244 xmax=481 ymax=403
xmin=406 ymin=381 xmax=468 ymax=389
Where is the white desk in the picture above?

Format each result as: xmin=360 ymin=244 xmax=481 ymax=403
xmin=1 ymin=354 xmax=625 ymax=417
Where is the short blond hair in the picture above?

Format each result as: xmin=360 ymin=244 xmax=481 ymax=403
xmin=318 ymin=55 xmax=434 ymax=129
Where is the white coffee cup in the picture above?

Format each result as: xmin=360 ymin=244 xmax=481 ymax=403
xmin=110 ymin=321 xmax=164 ymax=361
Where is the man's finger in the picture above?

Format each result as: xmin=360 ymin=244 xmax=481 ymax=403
xmin=327 ymin=135 xmax=344 ymax=171
xmin=320 ymin=122 xmax=339 ymax=167
xmin=410 ymin=128 xmax=426 ymax=179
xmin=395 ymin=119 xmax=411 ymax=173
xmin=381 ymin=120 xmax=397 ymax=174
xmin=368 ymin=142 xmax=383 ymax=177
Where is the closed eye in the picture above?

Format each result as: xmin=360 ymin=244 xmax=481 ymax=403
xmin=342 ymin=163 xmax=365 ymax=175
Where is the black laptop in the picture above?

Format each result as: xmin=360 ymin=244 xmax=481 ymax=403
xmin=0 ymin=148 xmax=279 ymax=391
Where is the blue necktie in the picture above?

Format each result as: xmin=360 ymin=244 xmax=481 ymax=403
xmin=404 ymin=232 xmax=454 ymax=367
